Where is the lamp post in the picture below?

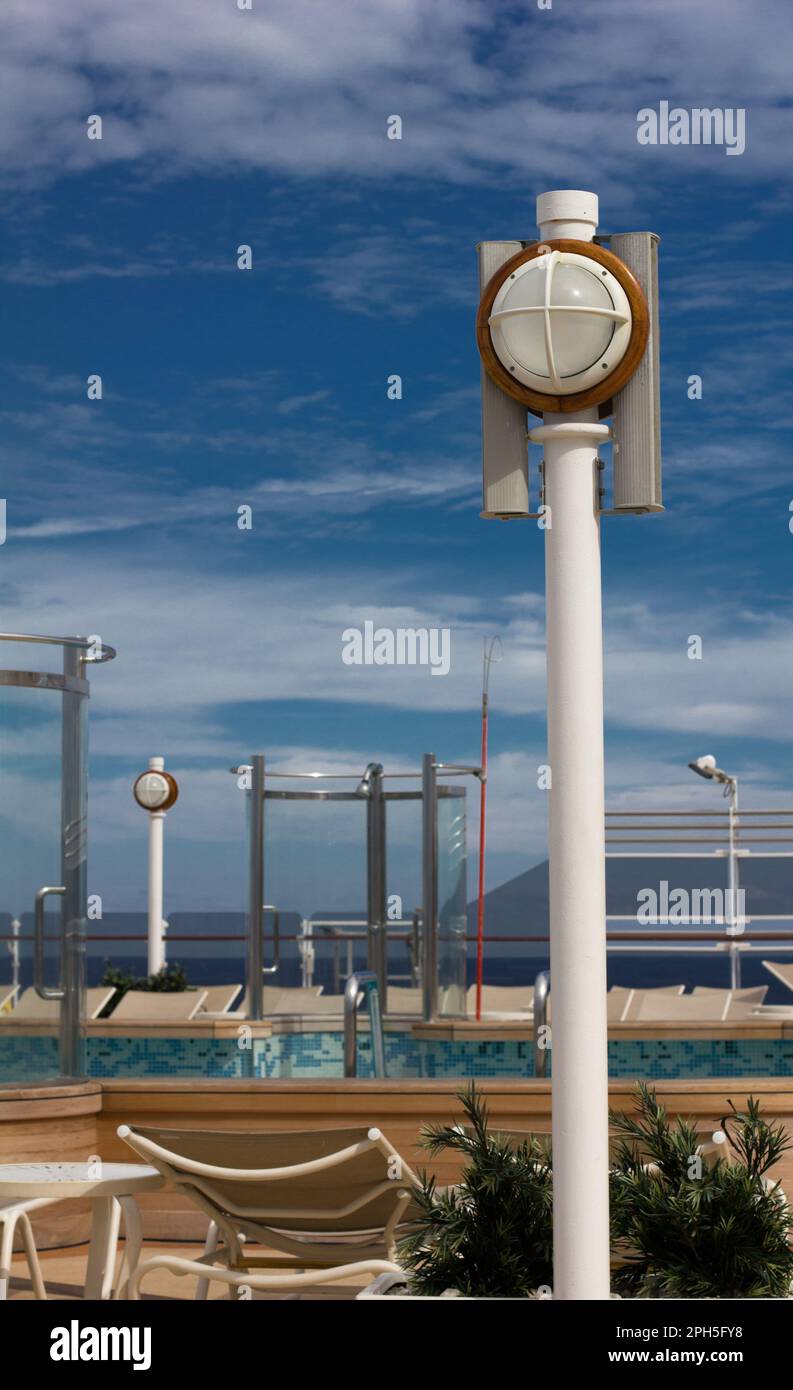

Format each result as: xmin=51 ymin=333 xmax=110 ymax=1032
xmin=476 ymin=190 xmax=661 ymax=1299
xmin=688 ymin=756 xmax=743 ymax=979
xmin=133 ymin=757 xmax=179 ymax=976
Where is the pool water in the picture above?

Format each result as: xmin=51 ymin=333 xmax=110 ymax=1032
xmin=3 ymin=1031 xmax=793 ymax=1082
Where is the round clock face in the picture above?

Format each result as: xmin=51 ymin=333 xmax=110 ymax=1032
xmin=133 ymin=770 xmax=178 ymax=810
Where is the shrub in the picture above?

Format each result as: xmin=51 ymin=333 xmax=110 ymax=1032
xmin=99 ymin=961 xmax=191 ymax=1016
xmin=397 ymin=1082 xmax=553 ymax=1297
xmin=609 ymin=1082 xmax=793 ymax=1298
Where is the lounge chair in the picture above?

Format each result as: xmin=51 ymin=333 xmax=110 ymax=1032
xmin=260 ymin=987 xmax=344 ymax=1015
xmin=609 ymin=985 xmax=685 ymax=1023
xmin=0 ymin=1198 xmax=52 ymax=1299
xmin=0 ymin=985 xmax=18 ymax=1014
xmin=8 ymin=986 xmax=116 ymax=1021
xmin=118 ymin=1123 xmax=419 ymax=1299
xmin=631 ymin=990 xmax=733 ymax=1023
xmin=465 ymin=985 xmax=534 ymax=1016
xmin=762 ymin=960 xmax=793 ymax=996
xmin=693 ymin=985 xmax=768 ymax=1018
xmin=384 ymin=987 xmax=422 ymax=1014
xmin=108 ymin=989 xmax=208 ymax=1022
xmin=197 ymin=984 xmax=243 ymax=1015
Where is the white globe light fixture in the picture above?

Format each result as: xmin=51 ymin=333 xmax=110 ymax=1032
xmin=477 ymin=237 xmax=649 ymax=414
xmin=133 ymin=768 xmax=178 ymax=812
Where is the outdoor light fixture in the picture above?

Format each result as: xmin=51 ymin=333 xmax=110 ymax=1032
xmin=688 ymin=755 xmax=734 ymax=786
xmin=477 ymin=240 xmax=649 ymax=415
xmin=473 ymin=192 xmax=666 ymax=1301
xmin=133 ymin=767 xmax=179 ymax=811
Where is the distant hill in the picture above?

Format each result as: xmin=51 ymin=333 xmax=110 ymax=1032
xmin=466 ymin=856 xmax=793 ymax=957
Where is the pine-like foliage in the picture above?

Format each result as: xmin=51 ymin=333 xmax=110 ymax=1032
xmin=609 ymin=1083 xmax=793 ymax=1298
xmin=397 ymin=1082 xmax=553 ymax=1297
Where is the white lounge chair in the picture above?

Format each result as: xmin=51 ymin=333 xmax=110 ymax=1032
xmin=118 ymin=1123 xmax=419 ymax=1299
xmin=9 ymin=986 xmax=116 ymax=1021
xmin=108 ymin=989 xmax=208 ymax=1022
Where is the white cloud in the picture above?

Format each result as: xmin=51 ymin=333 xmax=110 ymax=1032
xmin=0 ymin=0 xmax=790 ymax=195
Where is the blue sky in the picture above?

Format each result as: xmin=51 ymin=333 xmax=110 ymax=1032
xmin=1 ymin=0 xmax=792 ymax=916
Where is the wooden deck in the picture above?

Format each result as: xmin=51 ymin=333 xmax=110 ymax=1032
xmin=3 ymin=1072 xmax=793 ymax=1249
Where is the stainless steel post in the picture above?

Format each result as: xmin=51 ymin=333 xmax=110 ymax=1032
xmin=247 ymin=754 xmax=265 ymax=1021
xmin=421 ymin=752 xmax=438 ymax=1022
xmin=365 ymin=763 xmax=387 ymax=1009
xmin=60 ymin=642 xmax=88 ymax=1077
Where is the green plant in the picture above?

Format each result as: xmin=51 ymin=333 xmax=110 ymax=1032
xmin=609 ymin=1082 xmax=793 ymax=1299
xmin=397 ymin=1082 xmax=553 ymax=1297
xmin=99 ymin=961 xmax=192 ymax=1016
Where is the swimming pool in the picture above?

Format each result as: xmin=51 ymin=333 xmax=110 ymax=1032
xmin=3 ymin=1031 xmax=793 ymax=1082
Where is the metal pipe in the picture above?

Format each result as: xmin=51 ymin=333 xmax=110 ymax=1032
xmin=147 ymin=757 xmax=167 ymax=976
xmin=364 ymin=763 xmax=388 ymax=1007
xmin=60 ymin=640 xmax=87 ymax=1076
xmin=343 ymin=971 xmax=385 ymax=1078
xmin=246 ymin=754 xmax=265 ymax=1022
xmin=421 ymin=753 xmax=438 ymax=1023
xmin=533 ymin=970 xmax=550 ymax=1079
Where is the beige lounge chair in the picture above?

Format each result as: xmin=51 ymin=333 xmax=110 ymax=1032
xmin=384 ymin=987 xmax=422 ymax=1014
xmin=9 ymin=986 xmax=116 ymax=1021
xmin=609 ymin=985 xmax=685 ymax=1023
xmin=631 ymin=990 xmax=732 ymax=1023
xmin=693 ymin=985 xmax=768 ymax=1018
xmin=0 ymin=985 xmax=18 ymax=1014
xmin=197 ymin=984 xmax=243 ymax=1015
xmin=118 ymin=1123 xmax=419 ymax=1299
xmin=260 ymin=987 xmax=344 ymax=1015
xmin=762 ymin=960 xmax=793 ymax=995
xmin=108 ymin=989 xmax=208 ymax=1022
xmin=465 ymin=985 xmax=534 ymax=1016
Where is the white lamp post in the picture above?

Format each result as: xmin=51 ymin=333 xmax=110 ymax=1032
xmin=133 ymin=757 xmax=179 ymax=976
xmin=476 ymin=190 xmax=661 ymax=1299
xmin=688 ymin=756 xmax=743 ymax=971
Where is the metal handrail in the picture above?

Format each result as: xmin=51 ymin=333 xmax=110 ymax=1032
xmin=343 ymin=971 xmax=386 ymax=1079
xmin=533 ymin=971 xmax=550 ymax=1079
xmin=0 ymin=632 xmax=116 ymax=662
xmin=262 ymin=906 xmax=280 ymax=976
xmin=34 ymin=886 xmax=65 ymax=1001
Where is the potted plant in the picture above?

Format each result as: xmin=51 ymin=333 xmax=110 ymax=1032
xmin=373 ymin=1083 xmax=554 ymax=1298
xmin=609 ymin=1082 xmax=793 ymax=1298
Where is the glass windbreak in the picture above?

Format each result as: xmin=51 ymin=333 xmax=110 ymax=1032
xmin=0 ymin=683 xmax=65 ymax=1082
xmin=437 ymin=788 xmax=468 ymax=1018
xmin=381 ymin=793 xmax=422 ymax=1006
xmin=263 ymin=792 xmax=367 ymax=997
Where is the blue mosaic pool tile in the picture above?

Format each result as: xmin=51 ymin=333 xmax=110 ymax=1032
xmin=2 ymin=1033 xmax=793 ymax=1082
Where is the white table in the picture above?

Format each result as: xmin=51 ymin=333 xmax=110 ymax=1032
xmin=0 ymin=1162 xmax=164 ymax=1300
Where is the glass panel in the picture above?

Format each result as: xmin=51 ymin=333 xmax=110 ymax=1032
xmin=263 ymin=794 xmax=367 ymax=996
xmin=437 ymin=789 xmax=467 ymax=1018
xmin=382 ymin=794 xmax=422 ymax=1009
xmin=0 ymin=683 xmax=65 ymax=1082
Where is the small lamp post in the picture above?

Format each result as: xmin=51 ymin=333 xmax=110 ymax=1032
xmin=133 ymin=757 xmax=179 ymax=975
xmin=688 ymin=756 xmax=743 ymax=969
